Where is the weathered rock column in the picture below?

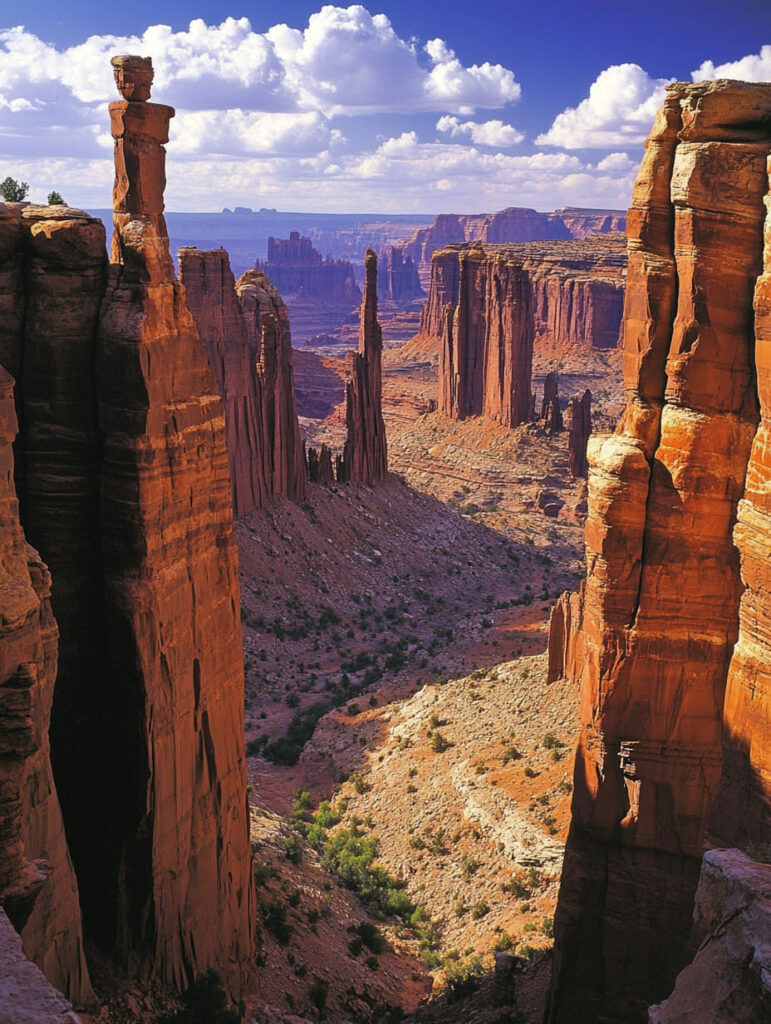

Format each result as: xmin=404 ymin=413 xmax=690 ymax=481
xmin=711 ymin=152 xmax=771 ymax=846
xmin=339 ymin=249 xmax=388 ymax=483
xmin=566 ymin=389 xmax=591 ymax=478
xmin=547 ymin=80 xmax=771 ymax=1024
xmin=541 ymin=372 xmax=563 ymax=431
xmin=96 ymin=55 xmax=254 ymax=994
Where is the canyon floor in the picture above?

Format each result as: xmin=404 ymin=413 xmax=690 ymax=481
xmin=239 ymin=339 xmax=624 ymax=1023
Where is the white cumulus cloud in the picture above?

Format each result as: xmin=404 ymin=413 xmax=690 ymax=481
xmin=436 ymin=115 xmax=524 ymax=146
xmin=535 ymin=63 xmax=671 ymax=148
xmin=691 ymin=44 xmax=771 ymax=82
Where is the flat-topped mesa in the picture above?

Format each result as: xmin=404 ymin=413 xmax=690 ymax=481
xmin=397 ymin=206 xmax=627 ymax=289
xmin=262 ymin=230 xmax=361 ymax=302
xmin=547 ymin=80 xmax=771 ymax=1024
xmin=438 ymin=246 xmax=534 ymax=427
xmin=179 ymin=249 xmax=306 ymax=512
xmin=338 ymin=249 xmax=388 ymax=483
xmin=566 ymin=390 xmax=591 ymax=478
xmin=421 ymin=235 xmax=626 ymax=353
xmin=541 ymin=372 xmax=563 ymax=431
xmin=384 ymin=247 xmax=424 ymax=301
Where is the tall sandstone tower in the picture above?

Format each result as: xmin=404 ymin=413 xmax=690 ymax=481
xmin=547 ymin=80 xmax=771 ymax=1024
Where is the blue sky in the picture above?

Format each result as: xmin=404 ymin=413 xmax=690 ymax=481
xmin=2 ymin=1 xmax=770 ymax=212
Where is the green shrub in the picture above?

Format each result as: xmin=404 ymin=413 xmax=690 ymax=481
xmin=263 ymin=901 xmax=292 ymax=945
xmin=283 ymin=834 xmax=302 ymax=863
xmin=431 ymin=731 xmax=452 ymax=753
xmin=158 ymin=969 xmax=241 ymax=1023
xmin=503 ymin=745 xmax=522 ymax=764
xmin=443 ymin=956 xmax=483 ymax=1002
xmin=542 ymin=915 xmax=554 ymax=938
xmin=471 ymin=900 xmax=489 ymax=920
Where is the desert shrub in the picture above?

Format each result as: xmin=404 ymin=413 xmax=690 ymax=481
xmin=443 ymin=956 xmax=483 ymax=1002
xmin=471 ymin=900 xmax=489 ymax=920
xmin=157 ymin=969 xmax=240 ymax=1023
xmin=503 ymin=745 xmax=522 ymax=764
xmin=264 ymin=901 xmax=293 ymax=945
xmin=309 ymin=977 xmax=329 ymax=1014
xmin=430 ymin=731 xmax=452 ymax=753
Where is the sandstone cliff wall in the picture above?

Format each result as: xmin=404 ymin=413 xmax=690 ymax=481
xmin=0 ymin=361 xmax=91 ymax=1006
xmin=438 ymin=247 xmax=534 ymax=426
xmin=547 ymin=80 xmax=771 ymax=1024
xmin=421 ymin=235 xmax=626 ymax=357
xmin=396 ymin=206 xmax=626 ymax=288
xmin=0 ymin=55 xmax=255 ymax=1003
xmin=179 ymin=249 xmax=306 ymax=513
xmin=263 ymin=230 xmax=360 ymax=302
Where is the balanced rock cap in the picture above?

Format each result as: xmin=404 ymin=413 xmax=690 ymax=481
xmin=111 ymin=55 xmax=153 ymax=101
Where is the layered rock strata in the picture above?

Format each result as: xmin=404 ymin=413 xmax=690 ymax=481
xmin=648 ymin=850 xmax=771 ymax=1024
xmin=0 ymin=55 xmax=255 ymax=1000
xmin=566 ymin=390 xmax=591 ymax=478
xmin=0 ymin=363 xmax=91 ymax=1005
xmin=179 ymin=249 xmax=306 ymax=512
xmin=547 ymin=80 xmax=771 ymax=1023
xmin=396 ymin=206 xmax=626 ymax=288
xmin=421 ymin=235 xmax=626 ymax=356
xmin=438 ymin=247 xmax=534 ymax=427
xmin=262 ymin=231 xmax=360 ymax=302
xmin=338 ymin=250 xmax=388 ymax=483
xmin=710 ymin=149 xmax=771 ymax=846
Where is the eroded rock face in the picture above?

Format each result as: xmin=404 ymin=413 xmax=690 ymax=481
xmin=97 ymin=57 xmax=254 ymax=993
xmin=397 ymin=206 xmax=626 ymax=289
xmin=384 ymin=247 xmax=423 ymax=301
xmin=306 ymin=443 xmax=335 ymax=485
xmin=338 ymin=250 xmax=388 ymax=483
xmin=422 ymin=235 xmax=626 ymax=356
xmin=547 ymin=80 xmax=771 ymax=1024
xmin=711 ymin=151 xmax=771 ymax=847
xmin=263 ymin=231 xmax=360 ymax=302
xmin=438 ymin=247 xmax=533 ymax=427
xmin=0 ymin=908 xmax=83 ymax=1024
xmin=648 ymin=850 xmax=771 ymax=1024
xmin=0 ymin=210 xmax=98 ymax=1006
xmin=0 ymin=57 xmax=255 ymax=1001
xmin=179 ymin=249 xmax=306 ymax=512
xmin=240 ymin=270 xmax=307 ymax=504
xmin=566 ymin=390 xmax=591 ymax=478
xmin=541 ymin=372 xmax=563 ymax=432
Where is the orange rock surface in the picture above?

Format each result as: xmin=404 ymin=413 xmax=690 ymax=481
xmin=338 ymin=249 xmax=388 ymax=483
xmin=0 ymin=56 xmax=255 ymax=1002
xmin=179 ymin=249 xmax=306 ymax=513
xmin=395 ymin=206 xmax=626 ymax=288
xmin=96 ymin=55 xmax=255 ymax=994
xmin=0 ymin=365 xmax=92 ymax=1005
xmin=711 ymin=151 xmax=771 ymax=846
xmin=547 ymin=80 xmax=771 ymax=1024
xmin=422 ymin=235 xmax=626 ymax=355
xmin=438 ymin=246 xmax=534 ymax=426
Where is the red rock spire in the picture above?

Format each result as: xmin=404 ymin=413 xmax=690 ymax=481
xmin=339 ymin=248 xmax=388 ymax=483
